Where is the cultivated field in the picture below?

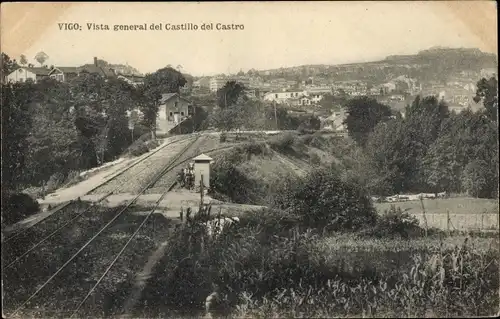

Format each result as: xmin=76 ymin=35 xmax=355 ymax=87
xmin=376 ymin=198 xmax=499 ymax=231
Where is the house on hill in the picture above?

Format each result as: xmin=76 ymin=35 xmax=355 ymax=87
xmin=116 ymin=73 xmax=144 ymax=86
xmin=48 ymin=67 xmax=79 ymax=82
xmin=320 ymin=110 xmax=347 ymax=132
xmin=78 ymin=57 xmax=117 ymax=78
xmin=157 ymin=93 xmax=192 ymax=133
xmin=6 ymin=67 xmax=51 ymax=83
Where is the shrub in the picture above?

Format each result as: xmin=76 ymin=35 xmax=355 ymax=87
xmin=300 ymin=134 xmax=314 ymax=145
xmin=309 ymin=152 xmax=321 ymax=166
xmin=210 ymin=160 xmax=259 ymax=204
xmin=128 ymin=142 xmax=149 ymax=157
xmin=63 ymin=170 xmax=84 ymax=187
xmin=272 ymin=169 xmax=377 ymax=232
xmin=2 ymin=192 xmax=40 ymax=225
xmin=238 ymin=142 xmax=270 ymax=159
xmin=268 ymin=132 xmax=296 ymax=152
xmin=45 ymin=172 xmax=65 ymax=194
xmin=361 ymin=205 xmax=423 ymax=238
xmin=219 ymin=132 xmax=227 ymax=143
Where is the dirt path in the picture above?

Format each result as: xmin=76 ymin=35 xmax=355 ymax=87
xmin=120 ymin=240 xmax=170 ymax=315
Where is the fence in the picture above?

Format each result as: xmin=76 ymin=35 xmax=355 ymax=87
xmin=410 ymin=211 xmax=499 ymax=232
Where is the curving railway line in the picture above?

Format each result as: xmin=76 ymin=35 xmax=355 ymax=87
xmin=2 ymin=132 xmax=251 ymax=318
xmin=2 ymin=134 xmax=203 ymax=318
xmin=2 ymin=134 xmax=192 ymax=243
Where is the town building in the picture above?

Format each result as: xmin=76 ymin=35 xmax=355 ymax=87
xmin=320 ymin=109 xmax=347 ymax=132
xmin=48 ymin=67 xmax=79 ymax=82
xmin=6 ymin=67 xmax=51 ymax=83
xmin=480 ymin=68 xmax=497 ymax=78
xmin=158 ymin=92 xmax=192 ymax=123
xmin=116 ymin=73 xmax=144 ymax=86
xmin=263 ymin=89 xmax=308 ymax=104
xmin=210 ymin=77 xmax=228 ymax=92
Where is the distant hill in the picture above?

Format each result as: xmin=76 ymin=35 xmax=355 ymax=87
xmin=385 ymin=47 xmax=497 ymax=69
xmin=254 ymin=47 xmax=497 ymax=83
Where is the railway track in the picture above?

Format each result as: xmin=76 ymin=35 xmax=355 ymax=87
xmin=3 ymin=134 xmax=252 ymax=317
xmin=2 ymin=135 xmax=191 ymax=246
xmin=3 ymin=135 xmax=202 ymax=317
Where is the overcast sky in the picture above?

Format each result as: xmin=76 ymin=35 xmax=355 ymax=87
xmin=2 ymin=2 xmax=497 ymax=76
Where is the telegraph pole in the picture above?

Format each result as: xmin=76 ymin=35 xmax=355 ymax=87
xmin=274 ymin=101 xmax=278 ymax=130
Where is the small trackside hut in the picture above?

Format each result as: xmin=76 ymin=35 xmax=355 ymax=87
xmin=193 ymin=154 xmax=213 ymax=193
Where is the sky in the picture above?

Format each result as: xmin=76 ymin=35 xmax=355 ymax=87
xmin=1 ymin=2 xmax=497 ymax=76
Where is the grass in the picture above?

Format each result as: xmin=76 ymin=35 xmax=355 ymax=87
xmin=2 ymin=203 xmax=174 ymax=318
xmin=129 ymin=206 xmax=499 ymax=318
xmin=376 ymin=198 xmax=499 ymax=231
xmin=4 ymin=201 xmax=499 ymax=318
xmin=375 ymin=197 xmax=499 ymax=215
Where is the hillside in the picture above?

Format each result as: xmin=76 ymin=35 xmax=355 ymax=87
xmin=251 ymin=47 xmax=497 ymax=83
xmin=208 ymin=132 xmax=361 ymax=206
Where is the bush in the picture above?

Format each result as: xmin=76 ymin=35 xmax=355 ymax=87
xmin=45 ymin=172 xmax=65 ymax=194
xmin=238 ymin=142 xmax=270 ymax=159
xmin=210 ymin=159 xmax=260 ymax=204
xmin=361 ymin=205 xmax=422 ymax=238
xmin=272 ymin=169 xmax=377 ymax=232
xmin=309 ymin=152 xmax=321 ymax=165
xmin=268 ymin=132 xmax=296 ymax=152
xmin=63 ymin=170 xmax=84 ymax=187
xmin=128 ymin=142 xmax=149 ymax=157
xmin=2 ymin=192 xmax=40 ymax=225
xmin=219 ymin=132 xmax=227 ymax=143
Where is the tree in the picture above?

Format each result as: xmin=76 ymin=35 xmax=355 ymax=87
xmin=1 ymin=52 xmax=19 ymax=82
xmin=365 ymin=119 xmax=407 ymax=194
xmin=34 ymin=51 xmax=49 ymax=67
xmin=216 ymin=81 xmax=247 ymax=109
xmin=19 ymin=54 xmax=28 ymax=66
xmin=422 ymin=109 xmax=498 ymax=196
xmin=421 ymin=133 xmax=462 ymax=193
xmin=70 ymin=72 xmax=135 ymax=165
xmin=272 ymin=169 xmax=377 ymax=231
xmin=1 ymin=82 xmax=35 ymax=192
xmin=318 ymin=93 xmax=346 ymax=113
xmin=141 ymin=66 xmax=187 ymax=139
xmin=474 ymin=77 xmax=498 ymax=122
xmin=461 ymin=160 xmax=494 ymax=198
xmin=210 ymin=99 xmax=247 ymax=132
xmin=343 ymin=96 xmax=392 ymax=147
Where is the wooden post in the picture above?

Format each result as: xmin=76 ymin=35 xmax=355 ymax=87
xmin=446 ymin=209 xmax=450 ymax=237
xmin=200 ymin=174 xmax=204 ymax=205
xmin=274 ymin=101 xmax=278 ymax=130
xmin=420 ymin=197 xmax=428 ymax=238
xmin=481 ymin=211 xmax=484 ymax=231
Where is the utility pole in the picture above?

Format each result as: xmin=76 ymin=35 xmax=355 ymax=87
xmin=178 ymin=98 xmax=181 ymax=135
xmin=200 ymin=174 xmax=204 ymax=205
xmin=192 ymin=104 xmax=195 ymax=133
xmin=274 ymin=101 xmax=278 ymax=130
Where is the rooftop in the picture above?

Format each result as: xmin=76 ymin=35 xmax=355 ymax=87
xmin=16 ymin=67 xmax=51 ymax=76
xmin=193 ymin=153 xmax=213 ymax=161
xmin=51 ymin=67 xmax=79 ymax=74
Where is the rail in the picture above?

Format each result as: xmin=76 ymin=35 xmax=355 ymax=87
xmin=3 ymin=136 xmax=190 ymax=243
xmin=10 ymin=135 xmax=201 ymax=316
